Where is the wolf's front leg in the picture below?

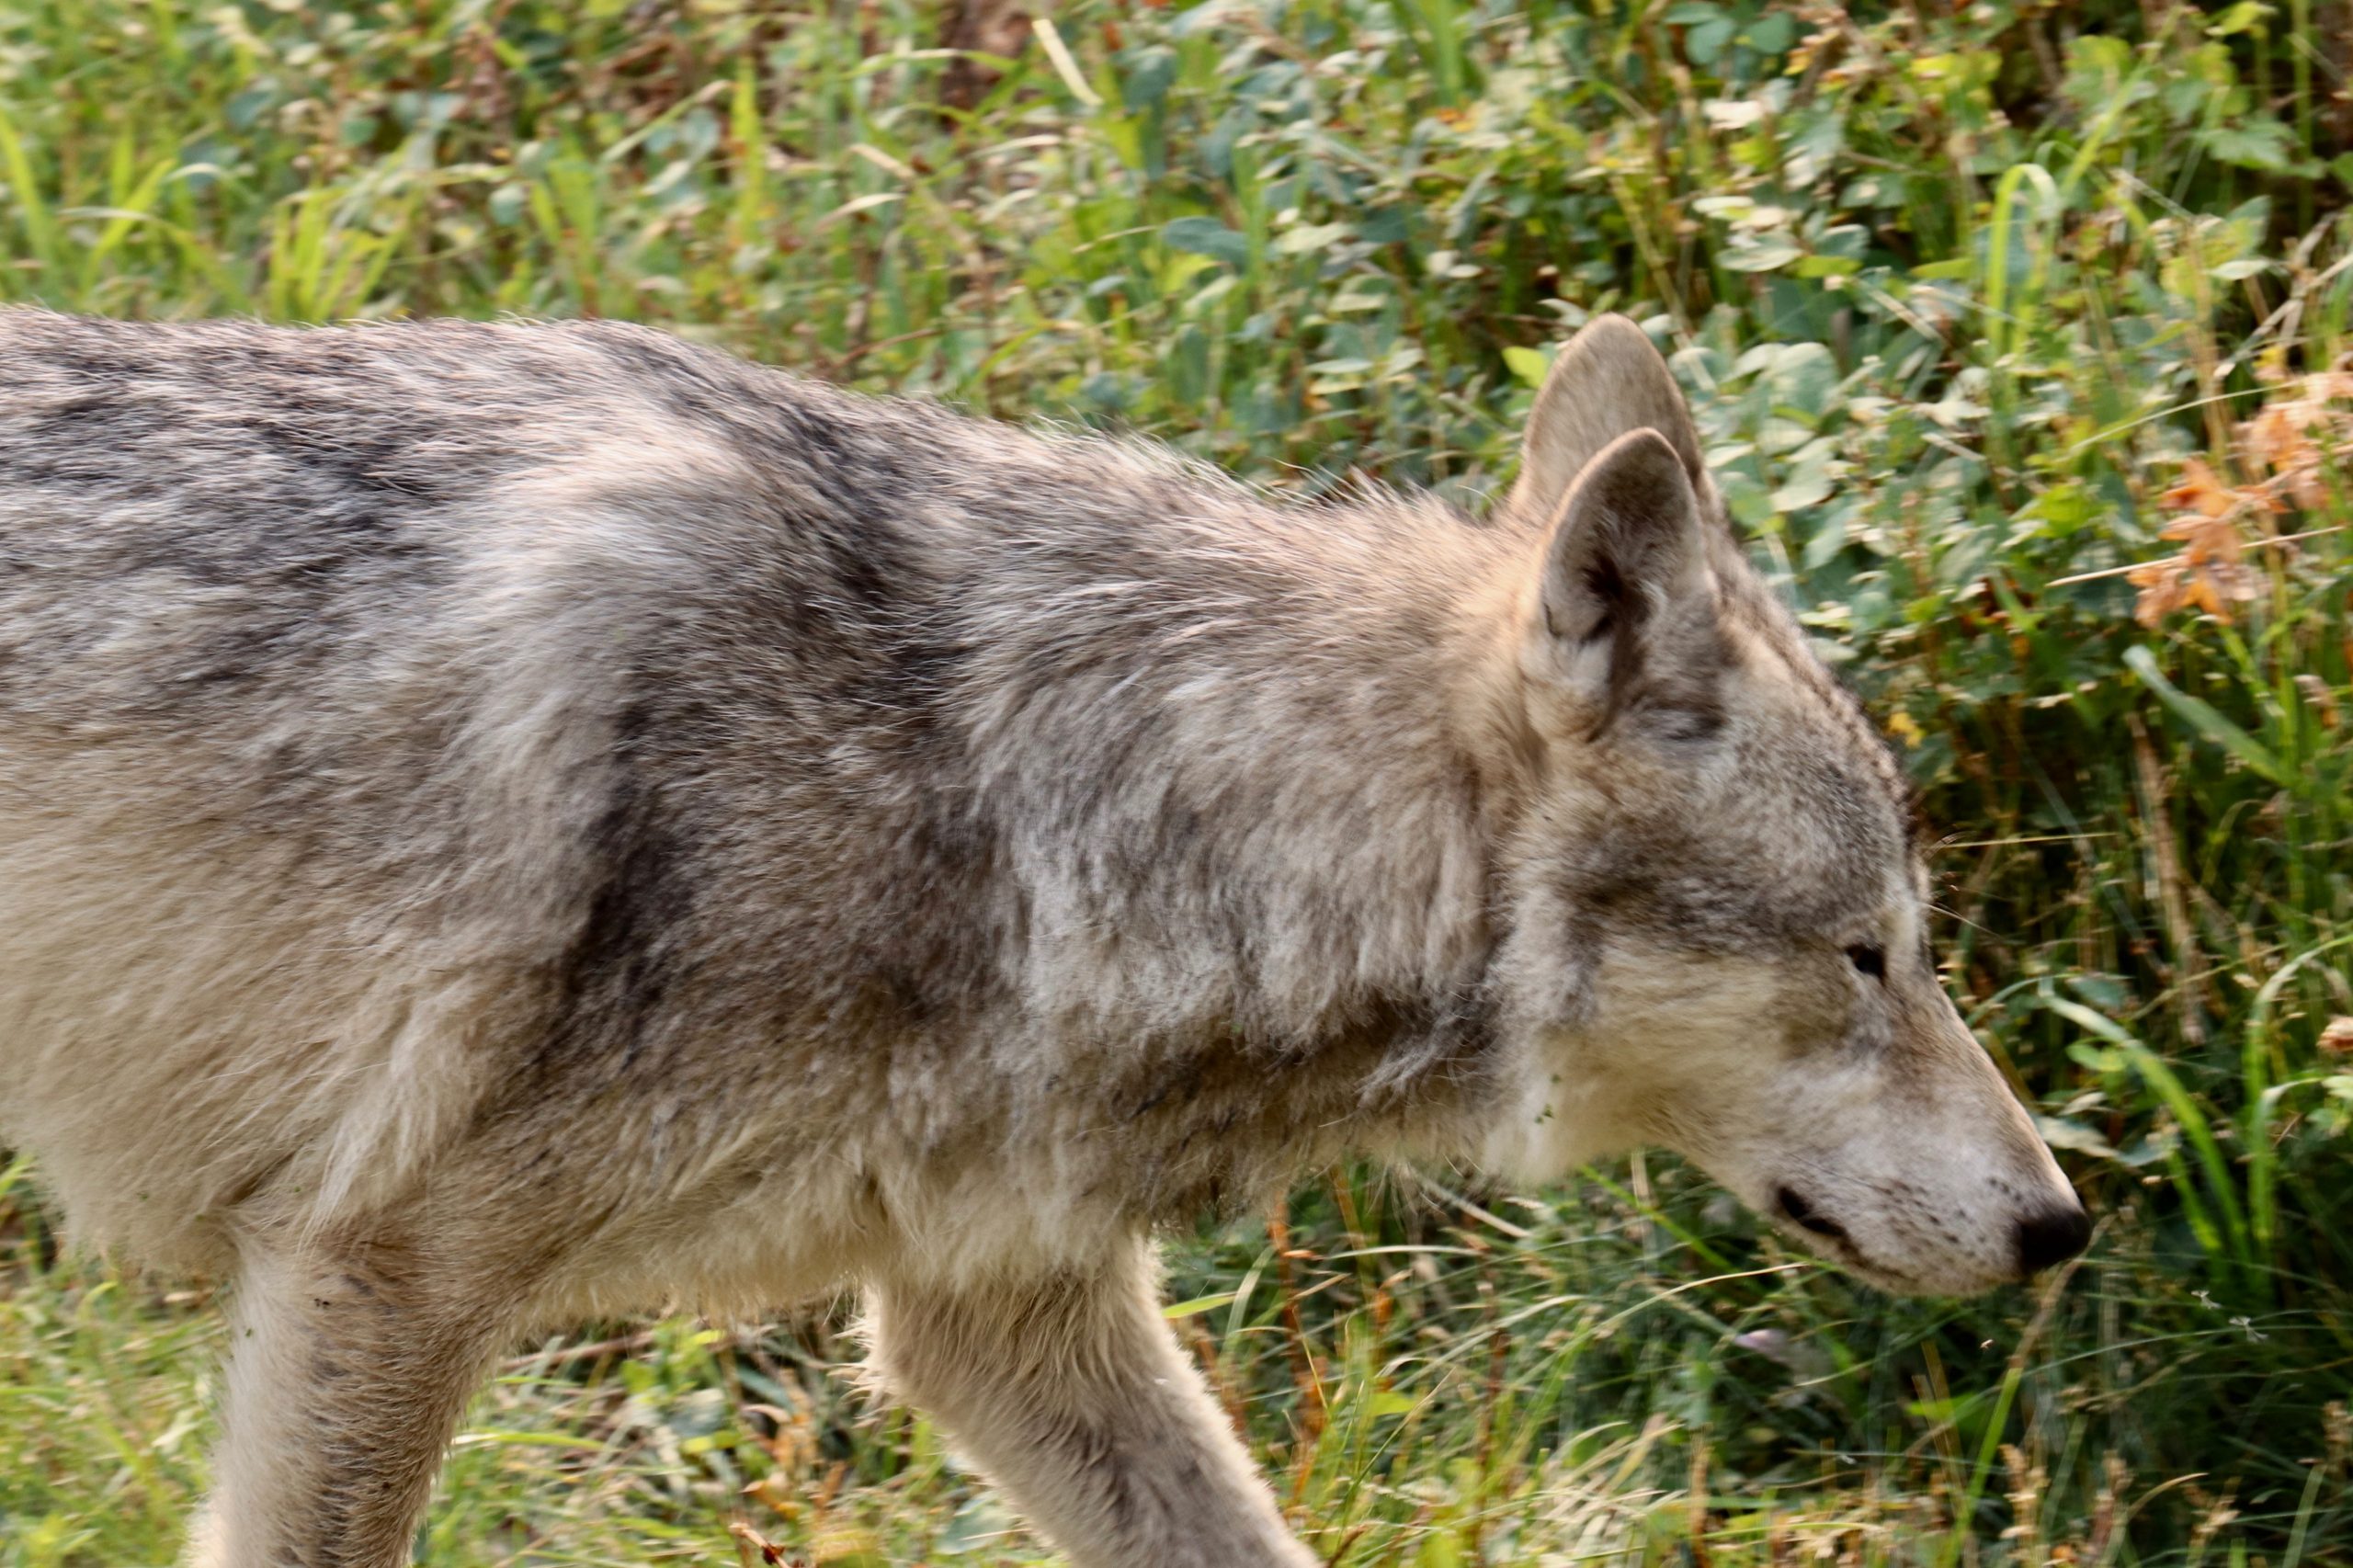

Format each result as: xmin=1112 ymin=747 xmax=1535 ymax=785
xmin=185 ymin=1233 xmax=524 ymax=1568
xmin=867 ymin=1238 xmax=1318 ymax=1568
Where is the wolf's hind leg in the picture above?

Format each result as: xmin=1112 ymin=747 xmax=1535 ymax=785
xmin=185 ymin=1230 xmax=527 ymax=1568
xmin=867 ymin=1238 xmax=1318 ymax=1568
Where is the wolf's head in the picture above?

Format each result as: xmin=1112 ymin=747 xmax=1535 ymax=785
xmin=1472 ymin=316 xmax=2086 ymax=1296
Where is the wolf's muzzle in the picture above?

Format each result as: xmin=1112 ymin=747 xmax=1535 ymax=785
xmin=2015 ymin=1202 xmax=2092 ymax=1277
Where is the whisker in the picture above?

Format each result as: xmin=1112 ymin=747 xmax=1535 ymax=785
xmin=1927 ymin=901 xmax=1996 ymax=937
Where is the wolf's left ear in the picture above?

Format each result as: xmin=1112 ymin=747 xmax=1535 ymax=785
xmin=1507 ymin=315 xmax=1704 ymax=523
xmin=1530 ymin=426 xmax=1726 ymax=741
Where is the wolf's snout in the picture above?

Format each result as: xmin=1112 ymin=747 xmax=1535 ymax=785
xmin=2015 ymin=1201 xmax=2092 ymax=1277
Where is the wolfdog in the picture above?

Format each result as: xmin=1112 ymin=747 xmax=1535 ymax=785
xmin=0 ymin=309 xmax=2087 ymax=1567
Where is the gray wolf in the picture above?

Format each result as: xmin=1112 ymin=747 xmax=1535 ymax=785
xmin=0 ymin=310 xmax=2088 ymax=1567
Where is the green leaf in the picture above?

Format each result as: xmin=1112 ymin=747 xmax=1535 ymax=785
xmin=2123 ymin=646 xmax=2290 ymax=788
xmin=1502 ymin=344 xmax=1552 ymax=389
xmin=1794 ymin=254 xmax=1861 ymax=278
xmin=0 ymin=98 xmax=58 ymax=275
xmin=2035 ymin=1115 xmax=2120 ymax=1159
xmin=1721 ymin=234 xmax=1802 ymax=273
xmin=1161 ymin=215 xmax=1250 ymax=267
xmin=2018 ymin=482 xmax=2096 ymax=538
xmin=2198 ymin=119 xmax=2308 ymax=175
xmin=1275 ymin=221 xmax=1349 ymax=255
xmin=2204 ymin=1 xmax=2274 ymax=37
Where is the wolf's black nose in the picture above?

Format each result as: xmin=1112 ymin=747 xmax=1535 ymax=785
xmin=2015 ymin=1203 xmax=2092 ymax=1276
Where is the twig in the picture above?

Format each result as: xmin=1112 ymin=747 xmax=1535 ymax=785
xmin=2045 ymin=525 xmax=2345 ymax=587
xmin=2128 ymin=711 xmax=2205 ymax=1044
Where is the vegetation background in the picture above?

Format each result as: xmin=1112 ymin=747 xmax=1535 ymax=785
xmin=2 ymin=0 xmax=2350 ymax=1562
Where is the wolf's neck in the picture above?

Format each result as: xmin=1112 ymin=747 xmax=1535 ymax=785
xmin=972 ymin=489 xmax=1530 ymax=1072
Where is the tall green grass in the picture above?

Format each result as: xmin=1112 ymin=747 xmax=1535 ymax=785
xmin=2 ymin=1 xmax=2349 ymax=1562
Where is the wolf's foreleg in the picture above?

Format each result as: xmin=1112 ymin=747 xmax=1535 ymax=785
xmin=185 ymin=1231 xmax=522 ymax=1568
xmin=868 ymin=1237 xmax=1319 ymax=1568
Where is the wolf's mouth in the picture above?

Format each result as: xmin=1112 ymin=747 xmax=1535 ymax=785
xmin=1768 ymin=1187 xmax=1940 ymax=1293
xmin=1774 ymin=1186 xmax=1848 ymax=1243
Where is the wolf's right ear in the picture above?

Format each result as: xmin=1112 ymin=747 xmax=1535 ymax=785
xmin=1529 ymin=426 xmax=1726 ymax=742
xmin=1506 ymin=315 xmax=1703 ymax=524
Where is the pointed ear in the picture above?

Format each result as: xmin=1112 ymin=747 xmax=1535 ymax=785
xmin=1531 ymin=427 xmax=1727 ymax=742
xmin=1506 ymin=315 xmax=1704 ymax=524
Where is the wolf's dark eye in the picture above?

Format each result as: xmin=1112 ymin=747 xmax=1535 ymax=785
xmin=1847 ymin=945 xmax=1887 ymax=982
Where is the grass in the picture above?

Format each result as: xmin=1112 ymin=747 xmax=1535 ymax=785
xmin=2 ymin=0 xmax=2351 ymax=1562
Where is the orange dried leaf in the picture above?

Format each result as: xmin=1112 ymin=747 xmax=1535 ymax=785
xmin=2132 ymin=562 xmax=2188 ymax=626
xmin=2184 ymin=571 xmax=2231 ymax=622
xmin=2242 ymin=403 xmax=2315 ymax=475
xmin=2159 ymin=512 xmax=2245 ymax=566
xmin=2163 ymin=457 xmax=2235 ymax=518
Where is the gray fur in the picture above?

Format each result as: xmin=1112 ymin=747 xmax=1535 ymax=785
xmin=0 ymin=310 xmax=2085 ymax=1568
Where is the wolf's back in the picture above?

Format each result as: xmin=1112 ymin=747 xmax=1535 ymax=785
xmin=0 ymin=312 xmax=935 ymax=1266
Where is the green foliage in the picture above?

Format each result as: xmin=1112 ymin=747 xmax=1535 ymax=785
xmin=2 ymin=0 xmax=2350 ymax=1562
